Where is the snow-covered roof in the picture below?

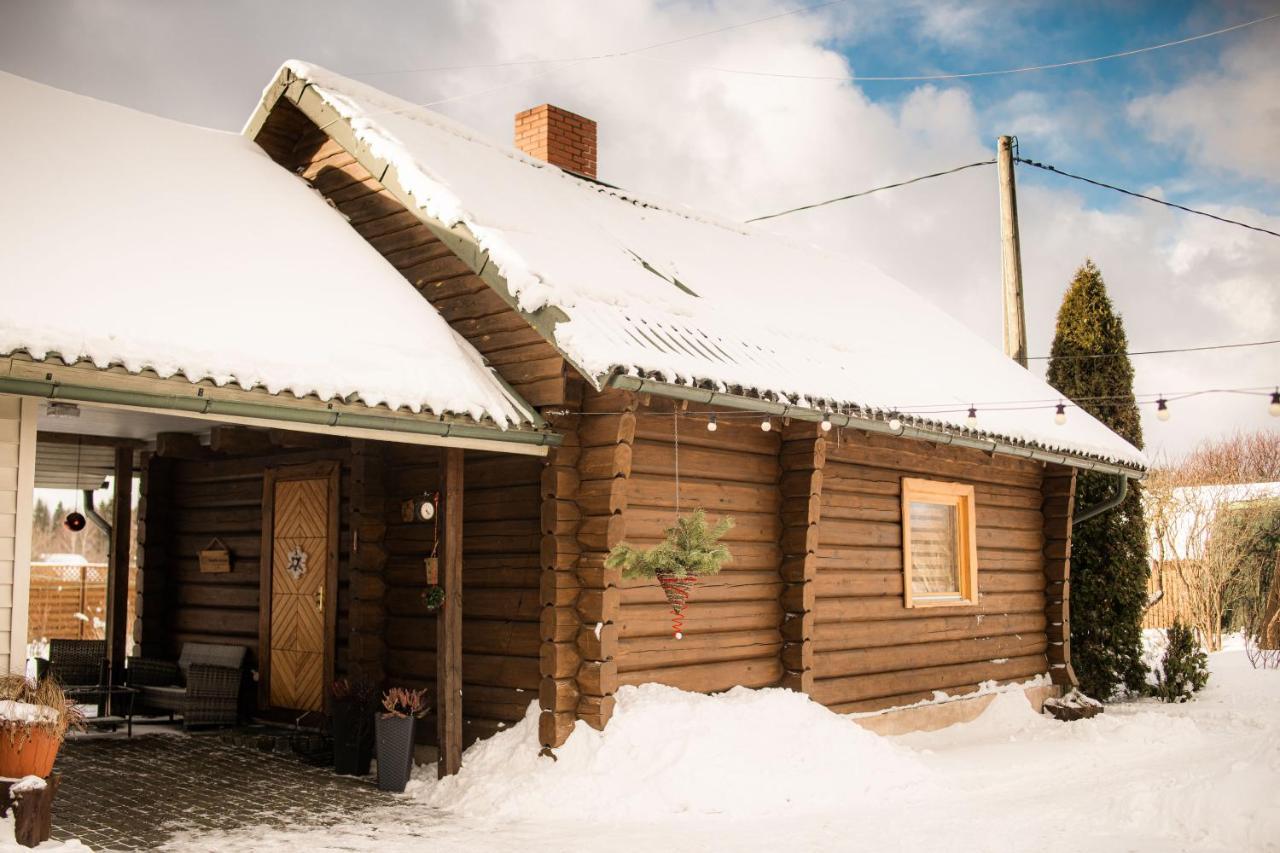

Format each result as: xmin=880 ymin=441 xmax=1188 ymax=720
xmin=0 ymin=72 xmax=535 ymax=428
xmin=1149 ymin=482 xmax=1280 ymax=561
xmin=267 ymin=61 xmax=1146 ymax=471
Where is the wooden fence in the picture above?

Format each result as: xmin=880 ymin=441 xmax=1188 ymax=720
xmin=27 ymin=562 xmax=136 ymax=644
xmin=1144 ymin=562 xmax=1193 ymax=630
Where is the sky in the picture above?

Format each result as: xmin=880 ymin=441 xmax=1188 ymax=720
xmin=1 ymin=0 xmax=1277 ymax=462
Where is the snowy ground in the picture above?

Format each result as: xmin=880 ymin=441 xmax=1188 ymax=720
xmin=15 ymin=643 xmax=1277 ymax=853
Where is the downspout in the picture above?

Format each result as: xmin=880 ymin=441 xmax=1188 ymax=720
xmin=1072 ymin=474 xmax=1128 ymax=527
xmin=84 ymin=490 xmax=111 ymax=537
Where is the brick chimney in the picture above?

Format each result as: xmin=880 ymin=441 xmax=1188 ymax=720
xmin=514 ymin=104 xmax=597 ymax=179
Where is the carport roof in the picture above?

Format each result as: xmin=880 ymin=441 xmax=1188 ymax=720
xmin=0 ymin=71 xmax=540 ymax=434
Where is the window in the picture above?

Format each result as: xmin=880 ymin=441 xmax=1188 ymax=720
xmin=901 ymin=478 xmax=978 ymax=607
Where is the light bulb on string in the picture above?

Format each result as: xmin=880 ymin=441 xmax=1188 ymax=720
xmin=820 ymin=411 xmax=832 ymax=432
xmin=707 ymin=414 xmax=718 ymax=432
xmin=966 ymin=406 xmax=977 ymax=429
xmin=760 ymin=417 xmax=772 ymax=432
xmin=1156 ymin=397 xmax=1170 ymax=422
xmin=1270 ymin=389 xmax=1280 ymax=417
xmin=1054 ymin=403 xmax=1067 ymax=426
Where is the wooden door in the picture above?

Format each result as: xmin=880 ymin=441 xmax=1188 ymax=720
xmin=259 ymin=462 xmax=338 ymax=713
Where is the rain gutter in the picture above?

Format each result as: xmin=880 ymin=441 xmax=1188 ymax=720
xmin=1072 ymin=475 xmax=1129 ymax=526
xmin=0 ymin=377 xmax=561 ymax=450
xmin=609 ymin=375 xmax=1145 ymax=480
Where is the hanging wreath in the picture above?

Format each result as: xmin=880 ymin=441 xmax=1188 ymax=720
xmin=605 ymin=508 xmax=734 ymax=639
xmin=422 ymin=585 xmax=445 ymax=612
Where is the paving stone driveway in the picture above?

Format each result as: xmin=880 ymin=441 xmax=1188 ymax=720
xmin=52 ymin=733 xmax=395 ymax=851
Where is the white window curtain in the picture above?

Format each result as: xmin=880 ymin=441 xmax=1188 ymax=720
xmin=909 ymin=501 xmax=959 ymax=595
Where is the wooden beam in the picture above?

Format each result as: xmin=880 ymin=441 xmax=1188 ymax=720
xmin=208 ymin=425 xmax=273 ymax=456
xmin=106 ymin=446 xmax=134 ymax=681
xmin=437 ymin=448 xmax=464 ymax=777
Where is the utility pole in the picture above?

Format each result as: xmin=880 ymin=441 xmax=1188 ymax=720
xmin=997 ymin=135 xmax=1028 ymax=368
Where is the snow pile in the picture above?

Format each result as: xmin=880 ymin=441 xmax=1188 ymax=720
xmin=1142 ymin=627 xmax=1170 ymax=688
xmin=0 ymin=72 xmax=532 ymax=427
xmin=274 ymin=61 xmax=1145 ymax=470
xmin=409 ymin=684 xmax=929 ymax=819
xmin=9 ymin=775 xmax=47 ymax=793
xmin=0 ymin=699 xmax=59 ymax=725
xmin=848 ymin=674 xmax=1051 ymax=718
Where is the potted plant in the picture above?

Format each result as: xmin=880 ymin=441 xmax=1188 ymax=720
xmin=375 ymin=686 xmax=428 ymax=793
xmin=330 ymin=677 xmax=376 ymax=776
xmin=606 ymin=508 xmax=734 ymax=639
xmin=0 ymin=675 xmax=84 ymax=779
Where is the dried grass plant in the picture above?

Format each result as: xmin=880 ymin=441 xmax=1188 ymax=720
xmin=0 ymin=674 xmax=86 ymax=747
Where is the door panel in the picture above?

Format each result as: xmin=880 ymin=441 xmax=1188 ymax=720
xmin=267 ymin=476 xmax=331 ymax=713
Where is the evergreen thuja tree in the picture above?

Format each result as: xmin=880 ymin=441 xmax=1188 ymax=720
xmin=1047 ymin=260 xmax=1150 ymax=699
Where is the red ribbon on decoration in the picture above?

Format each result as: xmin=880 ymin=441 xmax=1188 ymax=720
xmin=657 ymin=573 xmax=698 ymax=639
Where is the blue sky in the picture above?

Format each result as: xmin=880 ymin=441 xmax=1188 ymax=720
xmin=822 ymin=1 xmax=1277 ymax=213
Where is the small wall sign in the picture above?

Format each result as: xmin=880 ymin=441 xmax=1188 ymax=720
xmin=198 ymin=538 xmax=232 ymax=574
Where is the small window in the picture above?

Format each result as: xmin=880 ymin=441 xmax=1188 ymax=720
xmin=902 ymin=478 xmax=978 ymax=607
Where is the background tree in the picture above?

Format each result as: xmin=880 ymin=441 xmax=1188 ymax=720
xmin=1147 ymin=431 xmax=1280 ymax=660
xmin=1047 ymin=260 xmax=1149 ymax=699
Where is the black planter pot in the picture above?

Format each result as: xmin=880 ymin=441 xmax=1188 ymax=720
xmin=375 ymin=714 xmax=417 ymax=792
xmin=332 ymin=698 xmax=374 ymax=776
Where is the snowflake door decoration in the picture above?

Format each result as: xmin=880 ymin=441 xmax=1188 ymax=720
xmin=285 ymin=545 xmax=308 ymax=581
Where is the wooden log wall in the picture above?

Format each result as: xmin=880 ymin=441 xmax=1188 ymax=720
xmin=1041 ymin=464 xmax=1077 ymax=686
xmin=537 ymin=412 xmax=587 ymax=749
xmin=139 ymin=444 xmax=354 ymax=673
xmin=135 ymin=452 xmax=171 ymax=660
xmin=779 ymin=421 xmax=824 ymax=693
xmin=348 ymin=441 xmax=388 ymax=685
xmin=810 ymin=431 xmax=1050 ymax=713
xmin=382 ymin=444 xmax=544 ymax=746
xmin=612 ymin=401 xmax=785 ymax=695
xmin=253 ymin=99 xmax=571 ymax=408
xmin=537 ymin=391 xmax=633 ymax=748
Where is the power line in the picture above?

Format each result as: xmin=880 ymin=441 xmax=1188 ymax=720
xmin=1015 ymin=157 xmax=1280 ymax=239
xmin=634 ymin=12 xmax=1280 ymax=82
xmin=1027 ymin=339 xmax=1280 ymax=361
xmin=745 ymin=159 xmax=995 ymax=222
xmin=348 ymin=0 xmax=852 ymax=78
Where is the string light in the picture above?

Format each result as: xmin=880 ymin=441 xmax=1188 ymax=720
xmin=1156 ymin=397 xmax=1170 ymax=421
xmin=1270 ymin=389 xmax=1280 ymax=417
xmin=820 ymin=410 xmax=832 ymax=432
xmin=760 ymin=417 xmax=772 ymax=432
xmin=1054 ymin=402 xmax=1067 ymax=426
xmin=707 ymin=413 xmax=718 ymax=432
xmin=966 ymin=405 xmax=977 ymax=429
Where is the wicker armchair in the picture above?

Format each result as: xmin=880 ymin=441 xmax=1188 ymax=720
xmin=37 ymin=639 xmax=108 ymax=687
xmin=126 ymin=642 xmax=247 ymax=729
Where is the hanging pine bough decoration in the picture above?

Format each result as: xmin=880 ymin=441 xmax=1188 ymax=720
xmin=606 ymin=509 xmax=734 ymax=639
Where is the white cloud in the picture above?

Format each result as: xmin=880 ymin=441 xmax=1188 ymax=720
xmin=423 ymin=0 xmax=1280 ymax=459
xmin=1128 ymin=32 xmax=1280 ymax=183
xmin=1 ymin=0 xmax=1274 ymax=459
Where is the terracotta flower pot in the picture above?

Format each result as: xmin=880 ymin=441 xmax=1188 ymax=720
xmin=0 ymin=727 xmax=61 ymax=778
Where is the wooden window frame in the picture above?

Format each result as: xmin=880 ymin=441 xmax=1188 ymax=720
xmin=901 ymin=477 xmax=978 ymax=608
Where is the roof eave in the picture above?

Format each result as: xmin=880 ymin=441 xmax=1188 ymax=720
xmin=609 ymin=374 xmax=1146 ymax=479
xmin=2 ymin=353 xmax=561 ymax=455
xmin=244 ymin=66 xmax=605 ymax=394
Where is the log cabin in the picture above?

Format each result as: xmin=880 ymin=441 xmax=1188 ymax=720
xmin=0 ymin=64 xmax=1146 ymax=776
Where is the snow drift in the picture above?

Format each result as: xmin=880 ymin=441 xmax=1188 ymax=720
xmin=408 ymin=684 xmax=930 ymax=820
